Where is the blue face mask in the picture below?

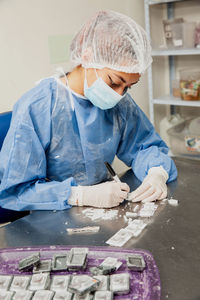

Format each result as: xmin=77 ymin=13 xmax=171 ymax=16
xmin=84 ymin=69 xmax=126 ymax=110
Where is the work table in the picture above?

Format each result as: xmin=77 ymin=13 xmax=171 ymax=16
xmin=0 ymin=157 xmax=199 ymax=299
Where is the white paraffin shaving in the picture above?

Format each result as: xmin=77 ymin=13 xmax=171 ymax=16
xmin=139 ymin=202 xmax=158 ymax=217
xmin=125 ymin=220 xmax=147 ymax=237
xmin=168 ymin=199 xmax=179 ymax=206
xmin=82 ymin=208 xmax=118 ymax=221
xmin=133 ymin=205 xmax=140 ymax=212
xmin=66 ymin=226 xmax=100 ymax=234
xmin=106 ymin=229 xmax=132 ymax=247
xmin=125 ymin=212 xmax=138 ymax=218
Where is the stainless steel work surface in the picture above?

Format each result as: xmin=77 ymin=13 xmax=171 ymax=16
xmin=0 ymin=157 xmax=200 ymax=299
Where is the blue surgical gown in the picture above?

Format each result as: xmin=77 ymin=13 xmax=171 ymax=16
xmin=0 ymin=77 xmax=177 ymax=211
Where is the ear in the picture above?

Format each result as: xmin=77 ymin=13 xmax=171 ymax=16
xmin=81 ymin=47 xmax=93 ymax=63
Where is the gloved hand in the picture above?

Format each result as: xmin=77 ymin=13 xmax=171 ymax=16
xmin=127 ymin=166 xmax=168 ymax=203
xmin=69 ymin=181 xmax=130 ymax=208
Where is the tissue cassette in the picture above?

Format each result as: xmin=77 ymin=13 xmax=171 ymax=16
xmin=93 ymin=275 xmax=109 ymax=291
xmin=52 ymin=254 xmax=68 ymax=271
xmin=90 ymin=265 xmax=116 ymax=276
xmin=94 ymin=291 xmax=113 ymax=300
xmin=33 ymin=260 xmax=52 ymax=273
xmin=50 ymin=275 xmax=71 ymax=291
xmin=32 ymin=290 xmax=54 ymax=300
xmin=126 ymin=254 xmax=146 ymax=271
xmin=0 ymin=290 xmax=14 ymax=300
xmin=18 ymin=253 xmax=40 ymax=271
xmin=68 ymin=275 xmax=99 ymax=295
xmin=12 ymin=290 xmax=33 ymax=300
xmin=29 ymin=273 xmax=50 ymax=291
xmin=53 ymin=291 xmax=73 ymax=300
xmin=73 ymin=293 xmax=91 ymax=300
xmin=66 ymin=248 xmax=88 ymax=271
xmin=10 ymin=276 xmax=30 ymax=291
xmin=0 ymin=275 xmax=13 ymax=291
xmin=110 ymin=273 xmax=130 ymax=294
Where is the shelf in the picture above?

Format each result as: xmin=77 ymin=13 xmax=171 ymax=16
xmin=153 ymin=95 xmax=200 ymax=107
xmin=152 ymin=48 xmax=200 ymax=56
xmin=145 ymin=0 xmax=200 ymax=123
xmin=148 ymin=0 xmax=189 ymax=5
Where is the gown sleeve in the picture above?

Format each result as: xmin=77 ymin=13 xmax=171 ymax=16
xmin=116 ymin=94 xmax=177 ymax=183
xmin=0 ymin=81 xmax=76 ymax=211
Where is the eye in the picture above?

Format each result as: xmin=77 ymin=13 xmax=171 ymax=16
xmin=108 ymin=75 xmax=120 ymax=87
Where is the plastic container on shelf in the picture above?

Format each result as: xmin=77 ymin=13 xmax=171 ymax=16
xmin=159 ymin=114 xmax=184 ymax=147
xmin=163 ymin=18 xmax=184 ymax=48
xmin=179 ymin=69 xmax=200 ymax=101
xmin=171 ymin=21 xmax=196 ymax=48
xmin=163 ymin=18 xmax=196 ymax=49
xmin=168 ymin=117 xmax=200 ymax=160
xmin=172 ymin=79 xmax=181 ymax=98
xmin=170 ymin=21 xmax=184 ymax=48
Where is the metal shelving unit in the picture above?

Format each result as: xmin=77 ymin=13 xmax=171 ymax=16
xmin=153 ymin=95 xmax=200 ymax=106
xmin=152 ymin=48 xmax=200 ymax=56
xmin=149 ymin=0 xmax=189 ymax=5
xmin=144 ymin=0 xmax=200 ymax=123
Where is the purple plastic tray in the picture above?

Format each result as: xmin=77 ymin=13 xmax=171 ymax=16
xmin=0 ymin=246 xmax=160 ymax=300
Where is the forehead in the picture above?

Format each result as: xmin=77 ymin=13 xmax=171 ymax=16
xmin=105 ymin=68 xmax=141 ymax=83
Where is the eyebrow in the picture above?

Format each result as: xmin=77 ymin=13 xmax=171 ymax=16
xmin=114 ymin=74 xmax=139 ymax=85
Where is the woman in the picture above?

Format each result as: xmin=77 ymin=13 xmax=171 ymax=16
xmin=0 ymin=10 xmax=177 ymax=215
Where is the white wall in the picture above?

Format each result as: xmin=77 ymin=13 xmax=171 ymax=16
xmin=0 ymin=0 xmax=148 ymax=115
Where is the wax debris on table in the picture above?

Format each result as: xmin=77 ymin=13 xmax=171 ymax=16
xmin=66 ymin=226 xmax=100 ymax=234
xmin=68 ymin=275 xmax=100 ymax=296
xmin=33 ymin=260 xmax=52 ymax=273
xmin=168 ymin=198 xmax=179 ymax=206
xmin=123 ymin=215 xmax=128 ymax=223
xmin=50 ymin=275 xmax=71 ymax=291
xmin=32 ymin=290 xmax=54 ymax=300
xmin=133 ymin=205 xmax=140 ymax=212
xmin=110 ymin=273 xmax=130 ymax=295
xmin=13 ymin=290 xmax=33 ymax=300
xmin=126 ymin=254 xmax=146 ymax=271
xmin=10 ymin=276 xmax=30 ymax=291
xmin=94 ymin=291 xmax=113 ymax=300
xmin=52 ymin=254 xmax=68 ymax=271
xmin=125 ymin=212 xmax=138 ymax=218
xmin=82 ymin=208 xmax=118 ymax=221
xmin=106 ymin=229 xmax=132 ymax=247
xmin=29 ymin=273 xmax=50 ymax=291
xmin=160 ymin=198 xmax=168 ymax=204
xmin=0 ymin=275 xmax=13 ymax=290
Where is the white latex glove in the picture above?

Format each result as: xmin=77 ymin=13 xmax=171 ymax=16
xmin=127 ymin=166 xmax=168 ymax=203
xmin=68 ymin=181 xmax=130 ymax=208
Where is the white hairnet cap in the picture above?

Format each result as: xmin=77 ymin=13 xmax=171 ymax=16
xmin=70 ymin=10 xmax=152 ymax=74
